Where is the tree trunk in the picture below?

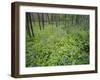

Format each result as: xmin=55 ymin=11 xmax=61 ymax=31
xmin=46 ymin=14 xmax=50 ymax=24
xmin=28 ymin=13 xmax=35 ymax=37
xmin=26 ymin=13 xmax=31 ymax=37
xmin=64 ymin=14 xmax=67 ymax=28
xmin=55 ymin=15 xmax=58 ymax=27
xmin=37 ymin=13 xmax=42 ymax=30
xmin=41 ymin=13 xmax=44 ymax=29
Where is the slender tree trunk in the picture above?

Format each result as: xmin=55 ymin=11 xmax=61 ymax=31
xmin=31 ymin=13 xmax=35 ymax=26
xmin=51 ymin=14 xmax=54 ymax=26
xmin=37 ymin=13 xmax=42 ymax=30
xmin=59 ymin=15 xmax=60 ymax=26
xmin=26 ymin=13 xmax=31 ymax=37
xmin=73 ymin=15 xmax=77 ymax=27
xmin=26 ymin=13 xmax=35 ymax=37
xmin=55 ymin=15 xmax=58 ymax=27
xmin=41 ymin=13 xmax=44 ymax=29
xmin=28 ymin=13 xmax=35 ymax=37
xmin=64 ymin=14 xmax=67 ymax=28
xmin=46 ymin=14 xmax=50 ymax=24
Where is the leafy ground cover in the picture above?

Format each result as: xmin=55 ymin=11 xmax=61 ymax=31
xmin=26 ymin=23 xmax=89 ymax=67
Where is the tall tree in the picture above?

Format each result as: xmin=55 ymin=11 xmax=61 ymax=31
xmin=64 ymin=14 xmax=67 ymax=28
xmin=26 ymin=13 xmax=31 ymax=37
xmin=28 ymin=13 xmax=35 ymax=37
xmin=37 ymin=13 xmax=42 ymax=30
xmin=55 ymin=14 xmax=58 ymax=27
xmin=46 ymin=14 xmax=50 ymax=24
xmin=58 ymin=15 xmax=61 ymax=26
xmin=26 ymin=13 xmax=35 ymax=37
xmin=51 ymin=14 xmax=54 ymax=26
xmin=72 ymin=15 xmax=77 ymax=27
xmin=31 ymin=13 xmax=35 ymax=26
xmin=41 ymin=13 xmax=44 ymax=29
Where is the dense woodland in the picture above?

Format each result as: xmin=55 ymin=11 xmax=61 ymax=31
xmin=26 ymin=12 xmax=89 ymax=67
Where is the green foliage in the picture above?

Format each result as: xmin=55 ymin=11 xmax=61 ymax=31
xmin=26 ymin=21 xmax=89 ymax=67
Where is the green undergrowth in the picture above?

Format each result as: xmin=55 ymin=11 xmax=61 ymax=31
xmin=26 ymin=23 xmax=89 ymax=67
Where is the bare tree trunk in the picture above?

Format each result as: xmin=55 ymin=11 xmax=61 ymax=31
xmin=31 ymin=13 xmax=35 ymax=26
xmin=64 ymin=14 xmax=67 ymax=28
xmin=55 ymin=15 xmax=58 ymax=27
xmin=26 ymin=13 xmax=35 ymax=37
xmin=58 ymin=15 xmax=60 ymax=26
xmin=72 ymin=15 xmax=77 ymax=27
xmin=41 ymin=13 xmax=44 ymax=29
xmin=47 ymin=14 xmax=50 ymax=24
xmin=51 ymin=14 xmax=54 ymax=26
xmin=37 ymin=13 xmax=42 ymax=30
xmin=26 ymin=13 xmax=31 ymax=37
xmin=28 ymin=13 xmax=35 ymax=37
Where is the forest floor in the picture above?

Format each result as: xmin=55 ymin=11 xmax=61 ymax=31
xmin=26 ymin=23 xmax=89 ymax=67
